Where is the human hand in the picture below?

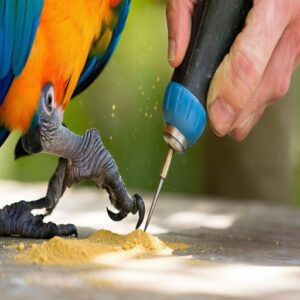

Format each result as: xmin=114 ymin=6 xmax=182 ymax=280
xmin=167 ymin=0 xmax=300 ymax=140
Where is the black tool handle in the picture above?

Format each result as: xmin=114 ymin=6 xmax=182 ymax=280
xmin=172 ymin=0 xmax=252 ymax=107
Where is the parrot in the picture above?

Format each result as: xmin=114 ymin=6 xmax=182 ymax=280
xmin=0 ymin=0 xmax=145 ymax=238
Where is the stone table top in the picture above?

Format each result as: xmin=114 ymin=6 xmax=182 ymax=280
xmin=0 ymin=180 xmax=300 ymax=300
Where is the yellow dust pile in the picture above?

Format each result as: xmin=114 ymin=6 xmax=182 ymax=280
xmin=16 ymin=229 xmax=188 ymax=266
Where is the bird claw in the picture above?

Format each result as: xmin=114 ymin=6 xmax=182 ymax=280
xmin=0 ymin=200 xmax=77 ymax=239
xmin=106 ymin=194 xmax=145 ymax=229
xmin=57 ymin=223 xmax=78 ymax=238
xmin=106 ymin=208 xmax=127 ymax=222
xmin=133 ymin=194 xmax=145 ymax=229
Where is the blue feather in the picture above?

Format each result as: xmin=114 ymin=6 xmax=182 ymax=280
xmin=0 ymin=0 xmax=44 ymax=102
xmin=0 ymin=0 xmax=44 ymax=147
xmin=0 ymin=70 xmax=13 ymax=105
xmin=0 ymin=1 xmax=5 ymax=25
xmin=77 ymin=56 xmax=98 ymax=87
xmin=0 ymin=126 xmax=10 ymax=147
xmin=13 ymin=0 xmax=43 ymax=75
xmin=0 ymin=0 xmax=14 ymax=77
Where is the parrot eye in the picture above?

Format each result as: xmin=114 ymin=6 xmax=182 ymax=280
xmin=44 ymin=85 xmax=55 ymax=114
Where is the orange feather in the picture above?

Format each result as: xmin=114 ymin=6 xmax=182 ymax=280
xmin=110 ymin=0 xmax=122 ymax=7
xmin=0 ymin=0 xmax=116 ymax=132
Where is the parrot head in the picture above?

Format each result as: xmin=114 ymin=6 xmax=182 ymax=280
xmin=22 ymin=83 xmax=63 ymax=155
xmin=38 ymin=83 xmax=63 ymax=127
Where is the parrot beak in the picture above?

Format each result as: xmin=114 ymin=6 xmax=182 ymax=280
xmin=21 ymin=128 xmax=42 ymax=154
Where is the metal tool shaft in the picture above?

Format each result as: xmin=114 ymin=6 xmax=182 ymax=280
xmin=144 ymin=148 xmax=174 ymax=232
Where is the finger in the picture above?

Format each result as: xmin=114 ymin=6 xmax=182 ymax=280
xmin=229 ymin=19 xmax=300 ymax=140
xmin=166 ymin=0 xmax=196 ymax=68
xmin=207 ymin=0 xmax=292 ymax=136
xmin=262 ymin=20 xmax=300 ymax=102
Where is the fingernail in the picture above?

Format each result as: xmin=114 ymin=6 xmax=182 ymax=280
xmin=168 ymin=39 xmax=176 ymax=61
xmin=209 ymin=98 xmax=236 ymax=135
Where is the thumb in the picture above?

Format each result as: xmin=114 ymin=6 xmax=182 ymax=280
xmin=166 ymin=0 xmax=196 ymax=68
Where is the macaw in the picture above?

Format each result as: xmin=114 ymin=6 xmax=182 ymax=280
xmin=0 ymin=0 xmax=144 ymax=238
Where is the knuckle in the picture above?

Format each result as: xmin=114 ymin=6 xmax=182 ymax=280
xmin=273 ymin=75 xmax=291 ymax=99
xmin=231 ymin=38 xmax=261 ymax=95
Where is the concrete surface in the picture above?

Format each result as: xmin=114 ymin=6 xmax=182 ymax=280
xmin=0 ymin=180 xmax=300 ymax=300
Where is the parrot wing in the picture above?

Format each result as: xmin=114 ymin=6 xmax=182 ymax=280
xmin=0 ymin=0 xmax=44 ymax=147
xmin=72 ymin=0 xmax=131 ymax=98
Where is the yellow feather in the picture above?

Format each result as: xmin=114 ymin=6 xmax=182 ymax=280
xmin=90 ymin=28 xmax=113 ymax=57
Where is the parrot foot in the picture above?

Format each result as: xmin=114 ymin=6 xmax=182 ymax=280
xmin=20 ymin=86 xmax=145 ymax=230
xmin=0 ymin=199 xmax=77 ymax=238
xmin=64 ymin=129 xmax=145 ymax=229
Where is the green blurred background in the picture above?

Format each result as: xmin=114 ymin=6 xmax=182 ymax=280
xmin=0 ymin=0 xmax=299 ymax=203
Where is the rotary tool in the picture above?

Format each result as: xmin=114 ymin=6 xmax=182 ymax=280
xmin=144 ymin=0 xmax=252 ymax=232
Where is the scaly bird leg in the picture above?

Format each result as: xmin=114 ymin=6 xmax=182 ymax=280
xmin=0 ymin=84 xmax=144 ymax=238
xmin=38 ymin=126 xmax=145 ymax=230
xmin=43 ymin=157 xmax=69 ymax=216
xmin=21 ymin=84 xmax=145 ymax=230
xmin=26 ymin=157 xmax=68 ymax=217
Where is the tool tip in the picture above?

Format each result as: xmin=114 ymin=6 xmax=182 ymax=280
xmin=143 ymin=212 xmax=152 ymax=232
xmin=143 ymin=147 xmax=174 ymax=232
